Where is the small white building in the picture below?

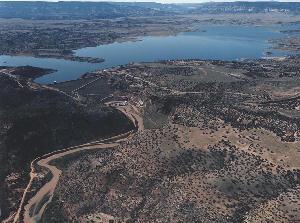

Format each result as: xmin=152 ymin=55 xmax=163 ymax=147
xmin=138 ymin=100 xmax=144 ymax=107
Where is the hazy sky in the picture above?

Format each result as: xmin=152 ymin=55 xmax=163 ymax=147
xmin=0 ymin=0 xmax=300 ymax=3
xmin=0 ymin=0 xmax=299 ymax=3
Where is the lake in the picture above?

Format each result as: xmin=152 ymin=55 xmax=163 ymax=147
xmin=0 ymin=24 xmax=291 ymax=84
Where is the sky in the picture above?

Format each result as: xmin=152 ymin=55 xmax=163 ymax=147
xmin=0 ymin=0 xmax=299 ymax=3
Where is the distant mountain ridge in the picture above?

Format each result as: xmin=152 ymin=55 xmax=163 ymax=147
xmin=186 ymin=1 xmax=300 ymax=14
xmin=0 ymin=1 xmax=299 ymax=20
xmin=0 ymin=2 xmax=174 ymax=20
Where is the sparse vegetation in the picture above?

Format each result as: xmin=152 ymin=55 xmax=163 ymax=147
xmin=41 ymin=56 xmax=300 ymax=222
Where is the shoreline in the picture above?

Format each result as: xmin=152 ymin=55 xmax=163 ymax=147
xmin=1 ymin=52 xmax=105 ymax=64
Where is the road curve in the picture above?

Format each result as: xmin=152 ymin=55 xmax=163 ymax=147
xmin=13 ymin=103 xmax=142 ymax=223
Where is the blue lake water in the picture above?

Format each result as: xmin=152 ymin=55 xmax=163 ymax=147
xmin=0 ymin=25 xmax=292 ymax=84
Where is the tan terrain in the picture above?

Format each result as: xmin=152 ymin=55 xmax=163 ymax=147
xmin=20 ymin=58 xmax=299 ymax=222
xmin=4 ymin=57 xmax=300 ymax=223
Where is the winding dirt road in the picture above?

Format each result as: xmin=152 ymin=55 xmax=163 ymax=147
xmin=6 ymin=67 xmax=249 ymax=223
xmin=12 ymin=103 xmax=143 ymax=223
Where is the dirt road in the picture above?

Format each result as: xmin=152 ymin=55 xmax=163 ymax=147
xmin=12 ymin=103 xmax=143 ymax=223
xmin=106 ymin=102 xmax=144 ymax=131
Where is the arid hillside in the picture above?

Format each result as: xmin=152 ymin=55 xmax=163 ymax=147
xmin=0 ymin=67 xmax=134 ymax=221
xmin=39 ymin=57 xmax=300 ymax=222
